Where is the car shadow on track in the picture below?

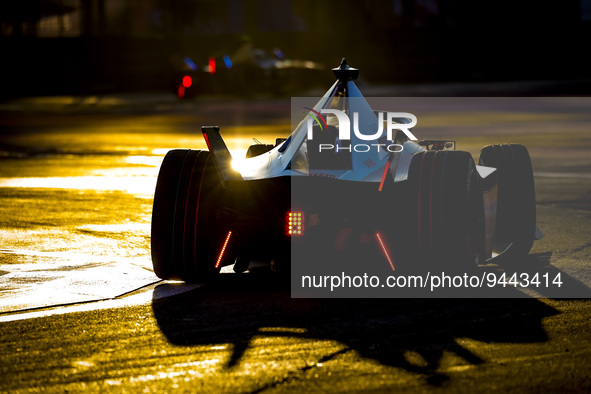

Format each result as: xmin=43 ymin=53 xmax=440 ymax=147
xmin=152 ymin=253 xmax=562 ymax=388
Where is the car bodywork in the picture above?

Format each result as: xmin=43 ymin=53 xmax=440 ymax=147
xmin=152 ymin=59 xmax=542 ymax=281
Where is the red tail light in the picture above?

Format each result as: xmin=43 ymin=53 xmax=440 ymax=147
xmin=378 ymin=158 xmax=392 ymax=192
xmin=287 ymin=211 xmax=304 ymax=236
xmin=202 ymin=130 xmax=212 ymax=151
xmin=215 ymin=231 xmax=232 ymax=269
xmin=376 ymin=232 xmax=395 ymax=271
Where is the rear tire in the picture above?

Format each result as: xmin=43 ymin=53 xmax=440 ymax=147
xmin=479 ymin=144 xmax=536 ymax=259
xmin=151 ymin=149 xmax=231 ymax=282
xmin=406 ymin=150 xmax=485 ymax=271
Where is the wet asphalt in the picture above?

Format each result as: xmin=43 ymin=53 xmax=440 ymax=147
xmin=0 ymin=93 xmax=590 ymax=392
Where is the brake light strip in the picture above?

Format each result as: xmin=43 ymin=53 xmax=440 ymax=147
xmin=215 ymin=231 xmax=232 ymax=269
xmin=376 ymin=232 xmax=395 ymax=272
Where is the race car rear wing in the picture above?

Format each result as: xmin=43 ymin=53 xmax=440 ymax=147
xmin=201 ymin=126 xmax=243 ymax=183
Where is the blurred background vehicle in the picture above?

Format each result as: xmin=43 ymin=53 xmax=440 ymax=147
xmin=173 ymin=41 xmax=327 ymax=98
xmin=1 ymin=0 xmax=591 ymax=99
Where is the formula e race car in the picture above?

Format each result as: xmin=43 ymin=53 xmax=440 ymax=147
xmin=151 ymin=59 xmax=543 ymax=282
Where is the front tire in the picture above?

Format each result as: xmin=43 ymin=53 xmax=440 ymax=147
xmin=479 ymin=144 xmax=536 ymax=259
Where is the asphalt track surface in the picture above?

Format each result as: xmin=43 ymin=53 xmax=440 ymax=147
xmin=0 ymin=94 xmax=590 ymax=392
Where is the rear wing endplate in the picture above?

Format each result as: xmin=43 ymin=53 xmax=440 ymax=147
xmin=201 ymin=126 xmax=243 ymax=182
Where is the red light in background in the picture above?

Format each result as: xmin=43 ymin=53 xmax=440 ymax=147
xmin=208 ymin=57 xmax=216 ymax=74
xmin=287 ymin=211 xmax=304 ymax=236
xmin=182 ymin=75 xmax=192 ymax=88
xmin=177 ymin=84 xmax=185 ymax=99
